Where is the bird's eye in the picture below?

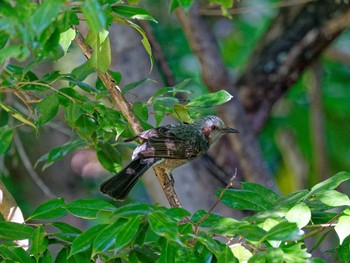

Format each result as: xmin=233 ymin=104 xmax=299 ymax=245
xmin=211 ymin=125 xmax=217 ymax=130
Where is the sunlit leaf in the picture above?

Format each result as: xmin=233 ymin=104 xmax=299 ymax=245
xmin=305 ymin=171 xmax=350 ymax=199
xmin=112 ymin=6 xmax=157 ymax=23
xmin=186 ymin=90 xmax=233 ymax=108
xmin=316 ymin=190 xmax=350 ymax=207
xmin=285 ymin=203 xmax=311 ymax=228
xmin=31 ymin=0 xmax=64 ymax=36
xmin=335 ymin=215 xmax=350 ymax=245
xmin=82 ymin=0 xmax=106 ymax=32
xmin=0 ymin=102 xmax=36 ymax=130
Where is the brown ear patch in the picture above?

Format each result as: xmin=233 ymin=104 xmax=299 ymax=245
xmin=202 ymin=126 xmax=211 ymax=141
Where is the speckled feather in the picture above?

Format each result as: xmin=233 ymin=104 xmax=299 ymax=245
xmin=100 ymin=115 xmax=238 ymax=200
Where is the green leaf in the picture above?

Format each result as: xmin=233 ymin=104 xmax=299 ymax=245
xmin=0 ymin=126 xmax=13 ymax=154
xmin=113 ymin=15 xmax=153 ymax=70
xmin=233 ymin=225 xmax=267 ymax=242
xmin=217 ymin=189 xmax=274 ymax=211
xmin=66 ymin=199 xmax=116 ymax=219
xmin=30 ymin=226 xmax=48 ymax=262
xmin=148 ymin=211 xmax=180 ymax=243
xmin=285 ymin=203 xmax=311 ymax=228
xmin=171 ymin=104 xmax=193 ymax=124
xmin=75 ymin=115 xmax=98 ymax=140
xmin=231 ymin=244 xmax=252 ymax=263
xmin=82 ymin=0 xmax=106 ymax=32
xmin=35 ymin=139 xmax=85 ymax=170
xmin=114 ymin=216 xmax=142 ymax=251
xmin=70 ymin=224 xmax=107 ymax=257
xmin=335 ymin=215 xmax=350 ymax=245
xmin=59 ymin=28 xmax=76 ymax=55
xmin=71 ymin=62 xmax=95 ymax=82
xmin=242 ymin=182 xmax=280 ymax=206
xmin=262 ymin=221 xmax=300 ymax=242
xmin=0 ymin=246 xmax=34 ymax=263
xmin=27 ymin=198 xmax=67 ymax=221
xmin=217 ymin=245 xmax=237 ymax=263
xmin=122 ymin=78 xmax=155 ymax=95
xmin=186 ymin=90 xmax=233 ymax=108
xmin=175 ymin=246 xmax=202 ymax=263
xmin=157 ymin=238 xmax=178 ymax=263
xmin=169 ymin=0 xmax=195 ymax=12
xmin=339 ymin=235 xmax=350 ymax=262
xmin=305 ymin=171 xmax=350 ymax=199
xmin=112 ymin=6 xmax=157 ymax=23
xmin=93 ymin=220 xmax=126 ymax=254
xmin=276 ymin=189 xmax=309 ymax=208
xmin=153 ymin=97 xmax=179 ymax=126
xmin=0 ymin=102 xmax=36 ymax=130
xmin=113 ymin=203 xmax=152 ymax=218
xmin=85 ymin=29 xmax=111 ymax=72
xmin=164 ymin=207 xmax=191 ymax=222
xmin=0 ymin=222 xmax=34 ymax=240
xmin=35 ymin=94 xmax=60 ymax=127
xmin=31 ymin=0 xmax=64 ymax=36
xmin=248 ymin=248 xmax=284 ymax=263
xmin=96 ymin=142 xmax=122 ymax=173
xmin=51 ymin=222 xmax=82 ymax=242
xmin=316 ymin=190 xmax=350 ymax=207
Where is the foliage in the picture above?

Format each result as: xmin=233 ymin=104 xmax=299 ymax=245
xmin=0 ymin=0 xmax=231 ymax=173
xmin=0 ymin=172 xmax=349 ymax=262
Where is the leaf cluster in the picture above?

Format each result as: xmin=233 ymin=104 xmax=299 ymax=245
xmin=1 ymin=172 xmax=350 ymax=262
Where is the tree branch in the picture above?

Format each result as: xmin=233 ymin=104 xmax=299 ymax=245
xmin=74 ymin=30 xmax=183 ymax=207
xmin=236 ymin=1 xmax=350 ymax=132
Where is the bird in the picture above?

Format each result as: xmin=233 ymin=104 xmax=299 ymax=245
xmin=100 ymin=115 xmax=238 ymax=200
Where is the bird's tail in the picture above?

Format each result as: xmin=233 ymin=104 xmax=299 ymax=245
xmin=100 ymin=158 xmax=153 ymax=200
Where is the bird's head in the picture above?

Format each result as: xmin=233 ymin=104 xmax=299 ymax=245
xmin=198 ymin=115 xmax=239 ymax=144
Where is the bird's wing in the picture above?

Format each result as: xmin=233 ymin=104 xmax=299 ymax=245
xmin=133 ymin=126 xmax=205 ymax=160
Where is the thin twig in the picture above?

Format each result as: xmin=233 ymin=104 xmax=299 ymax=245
xmin=13 ymin=131 xmax=56 ymax=198
xmin=193 ymin=169 xmax=237 ymax=234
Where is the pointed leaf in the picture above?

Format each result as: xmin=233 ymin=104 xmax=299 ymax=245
xmin=114 ymin=216 xmax=142 ymax=251
xmin=66 ymin=199 xmax=116 ymax=219
xmin=0 ymin=126 xmax=13 ymax=154
xmin=35 ymin=94 xmax=59 ymax=127
xmin=112 ymin=6 xmax=157 ymax=23
xmin=335 ymin=216 xmax=350 ymax=245
xmin=306 ymin=171 xmax=350 ymax=199
xmin=186 ymin=90 xmax=233 ymax=108
xmin=262 ymin=221 xmax=300 ymax=242
xmin=82 ymin=0 xmax=106 ymax=32
xmin=27 ymin=198 xmax=66 ymax=221
xmin=316 ymin=190 xmax=350 ymax=207
xmin=30 ymin=226 xmax=48 ymax=262
xmin=242 ymin=182 xmax=280 ymax=206
xmin=217 ymin=189 xmax=273 ymax=211
xmin=70 ymin=224 xmax=107 ymax=257
xmin=285 ymin=203 xmax=311 ymax=228
xmin=149 ymin=211 xmax=180 ymax=243
xmin=0 ymin=222 xmax=34 ymax=240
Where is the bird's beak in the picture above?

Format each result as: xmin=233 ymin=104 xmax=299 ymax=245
xmin=223 ymin=127 xmax=239 ymax=133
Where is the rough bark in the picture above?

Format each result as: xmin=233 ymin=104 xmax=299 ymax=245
xmin=237 ymin=1 xmax=350 ymax=132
